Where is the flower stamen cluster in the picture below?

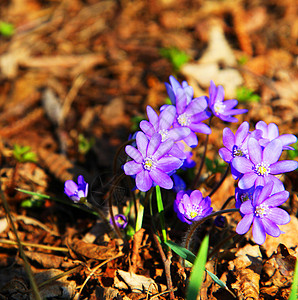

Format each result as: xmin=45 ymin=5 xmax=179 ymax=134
xmin=255 ymin=162 xmax=270 ymax=176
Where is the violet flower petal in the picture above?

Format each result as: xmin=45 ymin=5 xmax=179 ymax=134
xmin=159 ymin=105 xmax=176 ymax=130
xmin=270 ymin=160 xmax=298 ymax=174
xmin=263 ymin=190 xmax=289 ymax=207
xmin=232 ymin=157 xmax=254 ymax=173
xmin=239 ymin=200 xmax=254 ymax=214
xmin=123 ymin=161 xmax=143 ymax=175
xmin=256 ymin=181 xmax=273 ymax=205
xmin=262 ymin=217 xmax=281 ymax=237
xmin=125 ymin=145 xmax=143 ymax=163
xmin=235 ymin=121 xmax=249 ymax=145
xmin=219 ymin=147 xmax=233 ymax=163
xmin=238 ymin=172 xmax=258 ymax=189
xmin=146 ymin=106 xmax=159 ymax=127
xmin=140 ymin=120 xmax=155 ymax=136
xmin=157 ymin=156 xmax=183 ymax=173
xmin=236 ymin=213 xmax=254 ymax=234
xmin=263 ymin=139 xmax=282 ymax=165
xmin=136 ymin=132 xmax=148 ymax=158
xmin=252 ymin=217 xmax=266 ymax=245
xmin=150 ymin=169 xmax=173 ymax=189
xmin=268 ymin=207 xmax=291 ymax=225
xmin=153 ymin=138 xmax=174 ymax=160
xmin=136 ymin=170 xmax=152 ymax=192
xmin=147 ymin=133 xmax=162 ymax=157
xmin=222 ymin=127 xmax=235 ymax=150
xmin=248 ymin=138 xmax=262 ymax=165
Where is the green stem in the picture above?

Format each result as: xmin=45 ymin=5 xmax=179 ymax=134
xmin=155 ymin=185 xmax=167 ymax=243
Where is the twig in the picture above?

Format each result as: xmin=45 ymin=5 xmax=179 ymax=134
xmin=151 ymin=232 xmax=175 ymax=300
xmin=0 ymin=238 xmax=68 ymax=252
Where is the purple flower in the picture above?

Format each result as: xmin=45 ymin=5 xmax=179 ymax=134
xmin=123 ymin=132 xmax=183 ymax=192
xmin=207 ymin=81 xmax=247 ymax=122
xmin=236 ymin=182 xmax=290 ymax=245
xmin=165 ymin=75 xmax=193 ymax=106
xmin=254 ymin=121 xmax=297 ymax=150
xmin=232 ymin=138 xmax=298 ymax=193
xmin=163 ymin=76 xmax=212 ymax=147
xmin=110 ymin=214 xmax=128 ymax=229
xmin=64 ymin=175 xmax=88 ymax=202
xmin=174 ymin=190 xmax=213 ymax=224
xmin=140 ymin=105 xmax=190 ymax=159
xmin=219 ymin=121 xmax=250 ymax=179
xmin=235 ymin=186 xmax=255 ymax=210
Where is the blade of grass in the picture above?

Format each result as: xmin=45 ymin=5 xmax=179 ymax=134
xmin=289 ymin=257 xmax=298 ymax=300
xmin=186 ymin=235 xmax=209 ymax=300
xmin=155 ymin=185 xmax=167 ymax=243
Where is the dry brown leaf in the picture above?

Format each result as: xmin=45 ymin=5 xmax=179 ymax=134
xmin=68 ymin=237 xmax=118 ymax=260
xmin=115 ymin=269 xmax=167 ymax=294
xmin=262 ymin=216 xmax=298 ymax=257
xmin=261 ymin=244 xmax=296 ymax=299
xmin=32 ymin=269 xmax=76 ymax=300
xmin=228 ymin=244 xmax=262 ymax=300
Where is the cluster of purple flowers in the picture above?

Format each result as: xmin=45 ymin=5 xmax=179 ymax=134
xmin=219 ymin=120 xmax=297 ymax=244
xmin=123 ymin=76 xmax=247 ymax=193
xmin=63 ymin=76 xmax=297 ymax=245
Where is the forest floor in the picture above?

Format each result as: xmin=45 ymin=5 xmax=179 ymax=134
xmin=0 ymin=0 xmax=297 ymax=299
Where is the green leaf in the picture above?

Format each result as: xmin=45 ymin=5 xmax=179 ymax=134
xmin=206 ymin=270 xmax=236 ymax=298
xmin=287 ymin=141 xmax=298 ymax=160
xmin=165 ymin=240 xmax=196 ymax=264
xmin=165 ymin=239 xmax=236 ymax=297
xmin=289 ymin=258 xmax=298 ymax=300
xmin=0 ymin=21 xmax=14 ymax=37
xmin=236 ymin=86 xmax=260 ymax=103
xmin=186 ymin=235 xmax=209 ymax=300
xmin=160 ymin=47 xmax=190 ymax=71
xmin=12 ymin=144 xmax=37 ymax=163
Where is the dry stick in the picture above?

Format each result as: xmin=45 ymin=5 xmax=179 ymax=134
xmin=191 ymin=117 xmax=212 ymax=189
xmin=0 ymin=186 xmax=42 ymax=300
xmin=0 ymin=239 xmax=69 ymax=252
xmin=151 ymin=232 xmax=175 ymax=300
xmin=207 ymin=165 xmax=230 ymax=198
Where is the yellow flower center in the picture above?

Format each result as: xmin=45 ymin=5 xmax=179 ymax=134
xmin=143 ymin=157 xmax=156 ymax=171
xmin=214 ymin=102 xmax=225 ymax=114
xmin=177 ymin=113 xmax=190 ymax=126
xmin=189 ymin=211 xmax=198 ymax=219
xmin=255 ymin=203 xmax=269 ymax=218
xmin=255 ymin=162 xmax=270 ymax=176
